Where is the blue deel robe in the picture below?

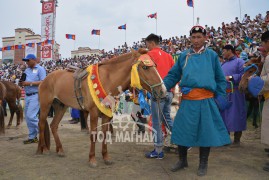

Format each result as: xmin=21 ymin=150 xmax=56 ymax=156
xmin=164 ymin=48 xmax=231 ymax=147
xmin=221 ymin=56 xmax=247 ymax=132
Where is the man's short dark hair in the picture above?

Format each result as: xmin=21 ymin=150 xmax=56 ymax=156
xmin=223 ymin=44 xmax=235 ymax=53
xmin=145 ymin=33 xmax=162 ymax=44
xmin=261 ymin=31 xmax=269 ymax=42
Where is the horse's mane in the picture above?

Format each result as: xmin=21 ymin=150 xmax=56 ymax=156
xmin=243 ymin=55 xmax=263 ymax=77
xmin=245 ymin=56 xmax=262 ymax=66
xmin=99 ymin=48 xmax=148 ymax=66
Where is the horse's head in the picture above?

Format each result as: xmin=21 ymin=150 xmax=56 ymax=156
xmin=239 ymin=56 xmax=262 ymax=92
xmin=131 ymin=48 xmax=167 ymax=99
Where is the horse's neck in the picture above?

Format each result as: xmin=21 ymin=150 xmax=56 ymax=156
xmin=98 ymin=58 xmax=133 ymax=96
xmin=258 ymin=62 xmax=264 ymax=75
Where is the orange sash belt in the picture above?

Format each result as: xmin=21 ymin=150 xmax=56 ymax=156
xmin=182 ymin=88 xmax=214 ymax=100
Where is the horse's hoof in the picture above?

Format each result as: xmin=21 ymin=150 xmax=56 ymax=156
xmin=6 ymin=125 xmax=11 ymax=129
xmin=104 ymin=160 xmax=113 ymax=165
xmin=36 ymin=150 xmax=42 ymax=155
xmin=57 ymin=152 xmax=65 ymax=157
xmin=89 ymin=162 xmax=97 ymax=168
xmin=43 ymin=150 xmax=50 ymax=155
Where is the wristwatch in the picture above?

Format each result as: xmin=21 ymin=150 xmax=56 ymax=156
xmin=30 ymin=83 xmax=33 ymax=86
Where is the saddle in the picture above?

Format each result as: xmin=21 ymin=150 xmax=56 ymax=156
xmin=66 ymin=65 xmax=89 ymax=110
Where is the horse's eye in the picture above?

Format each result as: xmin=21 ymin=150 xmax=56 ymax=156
xmin=142 ymin=66 xmax=149 ymax=70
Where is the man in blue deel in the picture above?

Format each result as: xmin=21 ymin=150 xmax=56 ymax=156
xmin=164 ymin=26 xmax=231 ymax=176
xmin=20 ymin=54 xmax=46 ymax=144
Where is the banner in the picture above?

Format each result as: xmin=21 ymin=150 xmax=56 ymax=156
xmin=42 ymin=1 xmax=55 ymax=14
xmin=2 ymin=42 xmax=14 ymax=62
xmin=25 ymin=40 xmax=37 ymax=57
xmin=42 ymin=45 xmax=52 ymax=59
xmin=41 ymin=13 xmax=54 ymax=40
xmin=40 ymin=1 xmax=56 ymax=61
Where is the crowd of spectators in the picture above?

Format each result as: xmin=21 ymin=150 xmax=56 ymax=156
xmin=1 ymin=11 xmax=269 ymax=82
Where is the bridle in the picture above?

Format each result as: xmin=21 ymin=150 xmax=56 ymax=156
xmin=133 ymin=54 xmax=164 ymax=99
xmin=243 ymin=56 xmax=263 ymax=77
xmin=137 ymin=58 xmax=172 ymax=133
xmin=132 ymin=54 xmax=171 ymax=134
xmin=243 ymin=63 xmax=259 ymax=75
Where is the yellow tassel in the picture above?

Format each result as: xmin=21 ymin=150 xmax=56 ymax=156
xmin=264 ymin=92 xmax=269 ymax=100
xmin=131 ymin=62 xmax=143 ymax=89
xmin=86 ymin=65 xmax=112 ymax=117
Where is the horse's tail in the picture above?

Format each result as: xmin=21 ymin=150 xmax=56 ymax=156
xmin=0 ymin=105 xmax=5 ymax=134
xmin=44 ymin=119 xmax=50 ymax=149
xmin=18 ymin=104 xmax=23 ymax=122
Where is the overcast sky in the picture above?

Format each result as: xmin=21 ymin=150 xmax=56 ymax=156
xmin=0 ymin=0 xmax=268 ymax=59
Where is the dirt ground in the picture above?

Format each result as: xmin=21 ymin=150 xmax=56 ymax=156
xmin=0 ymin=110 xmax=269 ymax=180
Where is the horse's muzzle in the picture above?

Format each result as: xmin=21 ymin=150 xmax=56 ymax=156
xmin=154 ymin=84 xmax=167 ymax=99
xmin=161 ymin=84 xmax=167 ymax=97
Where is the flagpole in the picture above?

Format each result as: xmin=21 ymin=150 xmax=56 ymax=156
xmin=125 ymin=28 xmax=126 ymax=44
xmin=239 ymin=0 xmax=242 ymax=22
xmin=74 ymin=40 xmax=76 ymax=50
xmin=98 ymin=35 xmax=100 ymax=50
xmin=193 ymin=7 xmax=194 ymax=26
xmin=156 ymin=17 xmax=158 ymax=34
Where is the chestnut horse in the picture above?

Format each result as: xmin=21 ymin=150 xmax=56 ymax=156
xmin=37 ymin=49 xmax=166 ymax=167
xmin=0 ymin=81 xmax=23 ymax=128
xmin=0 ymin=82 xmax=6 ymax=134
xmin=239 ymin=56 xmax=263 ymax=92
xmin=239 ymin=56 xmax=264 ymax=127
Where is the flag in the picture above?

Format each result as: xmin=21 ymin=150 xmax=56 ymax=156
xmin=37 ymin=42 xmax=45 ymax=46
xmin=66 ymin=34 xmax=76 ymax=40
xmin=91 ymin=29 xmax=100 ymax=35
xmin=15 ymin=45 xmax=25 ymax=49
xmin=187 ymin=0 xmax=194 ymax=7
xmin=148 ymin=13 xmax=157 ymax=19
xmin=118 ymin=24 xmax=126 ymax=30
xmin=26 ymin=43 xmax=35 ymax=48
xmin=6 ymin=46 xmax=15 ymax=50
xmin=44 ymin=39 xmax=54 ymax=44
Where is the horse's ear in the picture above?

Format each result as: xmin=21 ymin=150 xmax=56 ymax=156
xmin=130 ymin=49 xmax=140 ymax=60
xmin=138 ymin=48 xmax=148 ymax=54
xmin=130 ymin=48 xmax=136 ymax=54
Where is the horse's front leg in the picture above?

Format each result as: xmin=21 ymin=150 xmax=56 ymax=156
xmin=89 ymin=108 xmax=98 ymax=167
xmin=102 ymin=116 xmax=113 ymax=165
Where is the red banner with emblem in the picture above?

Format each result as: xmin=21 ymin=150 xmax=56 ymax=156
xmin=42 ymin=1 xmax=55 ymax=14
xmin=42 ymin=45 xmax=52 ymax=59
